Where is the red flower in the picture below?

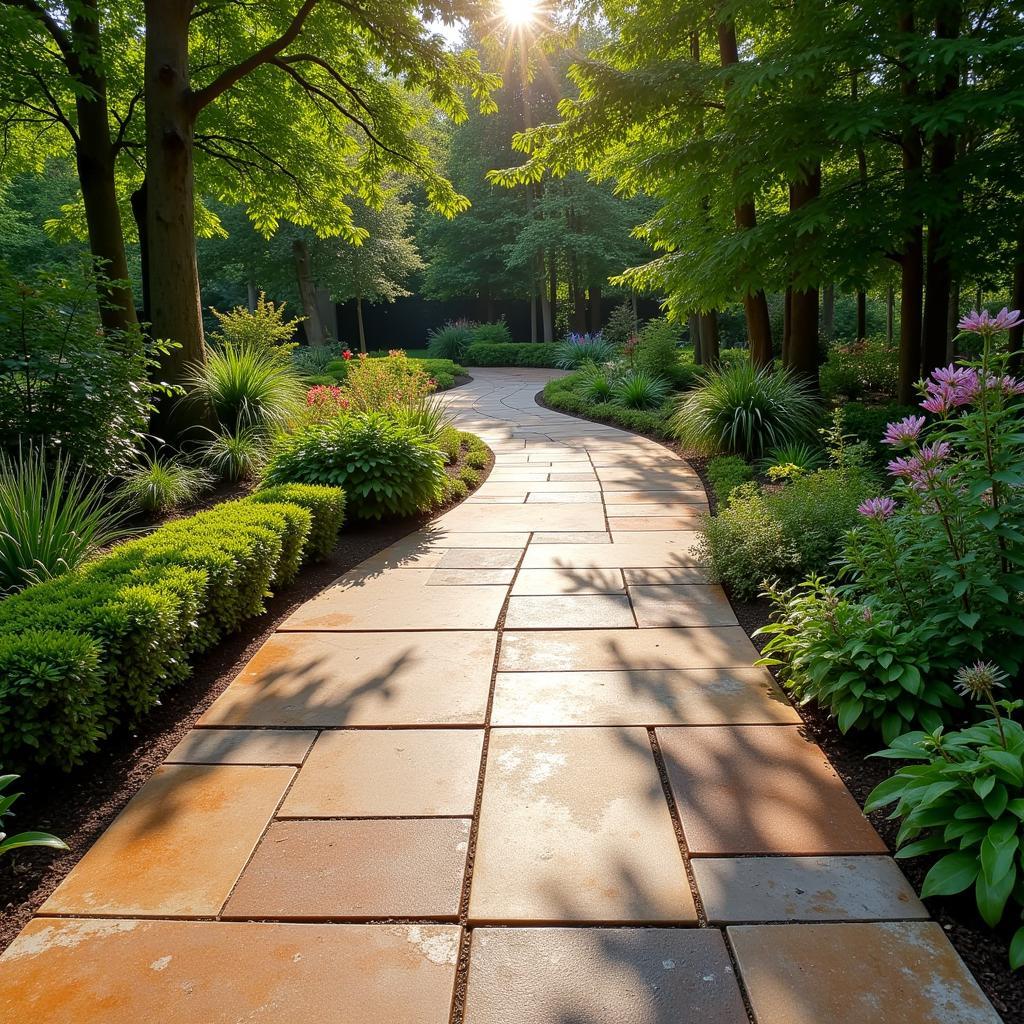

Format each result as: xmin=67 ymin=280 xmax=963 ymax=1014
xmin=342 ymin=349 xmax=353 ymax=361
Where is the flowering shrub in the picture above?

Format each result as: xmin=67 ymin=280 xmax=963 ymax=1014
xmin=819 ymin=336 xmax=899 ymax=400
xmin=554 ymin=332 xmax=618 ymax=369
xmin=865 ymin=673 xmax=1024 ymax=969
xmin=305 ymin=385 xmax=350 ymax=422
xmin=340 ymin=351 xmax=437 ymax=414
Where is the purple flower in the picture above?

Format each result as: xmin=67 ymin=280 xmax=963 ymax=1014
xmin=998 ymin=374 xmax=1024 ymax=397
xmin=921 ymin=366 xmax=980 ymax=413
xmin=957 ymin=308 xmax=1023 ymax=334
xmin=887 ymin=455 xmax=918 ymax=479
xmin=858 ymin=496 xmax=897 ymax=520
xmin=882 ymin=415 xmax=926 ymax=446
xmin=919 ymin=442 xmax=951 ymax=463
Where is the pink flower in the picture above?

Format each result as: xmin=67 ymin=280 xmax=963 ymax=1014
xmin=858 ymin=496 xmax=897 ymax=520
xmin=998 ymin=375 xmax=1024 ymax=397
xmin=887 ymin=455 xmax=918 ymax=479
xmin=957 ymin=307 xmax=1023 ymax=334
xmin=882 ymin=415 xmax=926 ymax=446
xmin=342 ymin=349 xmax=353 ymax=361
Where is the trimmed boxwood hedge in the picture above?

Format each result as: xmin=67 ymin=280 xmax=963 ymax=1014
xmin=0 ymin=486 xmax=345 ymax=771
xmin=464 ymin=342 xmax=558 ymax=367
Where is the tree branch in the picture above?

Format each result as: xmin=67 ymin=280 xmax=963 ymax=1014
xmin=0 ymin=0 xmax=73 ymax=62
xmin=189 ymin=0 xmax=318 ymax=113
xmin=111 ymin=87 xmax=144 ymax=155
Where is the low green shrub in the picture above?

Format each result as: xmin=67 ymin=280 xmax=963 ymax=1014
xmin=696 ymin=468 xmax=872 ymax=599
xmin=865 ymin=694 xmax=1024 ymax=968
xmin=472 ymin=321 xmax=513 ymax=346
xmin=465 ymin=342 xmax=558 ymax=367
xmin=117 ymin=452 xmax=212 ymax=514
xmin=634 ymin=318 xmax=682 ymax=379
xmin=543 ymin=374 xmax=674 ymax=436
xmin=840 ymin=401 xmax=918 ymax=463
xmin=250 ymin=484 xmax=346 ymax=560
xmin=612 ymin=369 xmax=671 ymax=410
xmin=264 ymin=412 xmax=447 ymax=520
xmin=0 ymin=629 xmax=107 ymax=769
xmin=820 ymin=337 xmax=899 ymax=400
xmin=706 ymin=455 xmax=754 ymax=505
xmin=757 ymin=579 xmax=961 ymax=742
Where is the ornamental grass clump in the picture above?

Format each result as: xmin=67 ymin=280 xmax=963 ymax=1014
xmin=554 ymin=332 xmax=617 ymax=369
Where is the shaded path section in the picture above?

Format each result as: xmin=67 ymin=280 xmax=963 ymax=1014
xmin=0 ymin=369 xmax=1002 ymax=1023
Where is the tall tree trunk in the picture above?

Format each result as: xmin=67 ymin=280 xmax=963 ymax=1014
xmin=292 ymin=238 xmax=326 ymax=347
xmin=530 ymin=293 xmax=538 ymax=343
xmin=549 ymin=262 xmax=558 ymax=338
xmin=886 ymin=286 xmax=895 ymax=344
xmin=856 ymin=291 xmax=867 ymax=338
xmin=699 ymin=311 xmax=720 ymax=367
xmin=129 ymin=180 xmax=151 ymax=326
xmin=688 ymin=313 xmax=702 ymax=366
xmin=852 ymin=72 xmax=869 ymax=342
xmin=921 ymin=0 xmax=962 ymax=375
xmin=356 ymin=296 xmax=366 ymax=354
xmin=897 ymin=4 xmax=924 ymax=403
xmin=247 ymin=281 xmax=258 ymax=312
xmin=946 ymin=281 xmax=959 ymax=361
xmin=1010 ymin=227 xmax=1024 ymax=370
xmin=145 ymin=0 xmax=206 ymax=429
xmin=588 ymin=286 xmax=602 ymax=333
xmin=787 ymin=167 xmax=822 ymax=386
xmin=822 ymin=285 xmax=835 ymax=342
xmin=717 ymin=16 xmax=773 ymax=368
xmin=540 ymin=275 xmax=553 ymax=343
xmin=572 ymin=286 xmax=587 ymax=333
xmin=70 ymin=1 xmax=139 ymax=340
xmin=485 ymin=289 xmax=495 ymax=323
xmin=782 ymin=287 xmax=792 ymax=365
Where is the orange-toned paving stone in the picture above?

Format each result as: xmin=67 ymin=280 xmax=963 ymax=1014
xmin=0 ymin=370 xmax=1001 ymax=1023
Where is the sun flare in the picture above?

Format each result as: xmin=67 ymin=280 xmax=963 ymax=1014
xmin=499 ymin=0 xmax=542 ymax=29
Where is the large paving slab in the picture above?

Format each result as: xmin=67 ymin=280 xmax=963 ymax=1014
xmin=463 ymin=928 xmax=747 ymax=1024
xmin=224 ymin=818 xmax=470 ymax=920
xmin=491 ymin=668 xmax=800 ymax=727
xmin=522 ymin=539 xmax=704 ymax=569
xmin=280 ymin=570 xmax=508 ymax=630
xmin=0 ymin=919 xmax=460 ymax=1023
xmin=504 ymin=594 xmax=636 ymax=629
xmin=728 ymin=921 xmax=1002 ymax=1023
xmin=499 ymin=627 xmax=761 ymax=672
xmin=468 ymin=727 xmax=695 ymax=924
xmin=511 ymin=567 xmax=624 ymax=594
xmin=436 ymin=502 xmax=606 ymax=532
xmin=166 ymin=728 xmax=315 ymax=765
xmin=630 ymin=584 xmax=739 ymax=627
xmin=201 ymin=631 xmax=497 ymax=727
xmin=40 ymin=764 xmax=294 ymax=917
xmin=693 ymin=856 xmax=928 ymax=922
xmin=659 ymin=725 xmax=886 ymax=855
xmin=280 ymin=729 xmax=484 ymax=817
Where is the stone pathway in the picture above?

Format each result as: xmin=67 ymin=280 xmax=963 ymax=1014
xmin=0 ymin=369 xmax=1003 ymax=1023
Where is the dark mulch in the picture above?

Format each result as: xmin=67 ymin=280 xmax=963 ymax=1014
xmin=0 ymin=438 xmax=494 ymax=954
xmin=536 ymin=392 xmax=1023 ymax=1017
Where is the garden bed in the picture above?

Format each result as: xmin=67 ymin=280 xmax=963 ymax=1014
xmin=0 ymin=437 xmax=494 ymax=955
xmin=532 ymin=388 xmax=1022 ymax=1019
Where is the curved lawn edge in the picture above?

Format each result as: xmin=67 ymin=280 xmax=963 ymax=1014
xmin=0 ymin=428 xmax=495 ymax=957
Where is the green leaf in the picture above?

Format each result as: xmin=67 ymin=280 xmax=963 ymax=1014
xmin=976 ymin=864 xmax=1015 ymax=927
xmin=920 ymin=852 xmax=979 ymax=898
xmin=1010 ymin=926 xmax=1024 ymax=971
xmin=0 ymin=830 xmax=68 ymax=854
xmin=837 ymin=699 xmax=863 ymax=733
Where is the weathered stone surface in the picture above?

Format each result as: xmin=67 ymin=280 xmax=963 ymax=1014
xmin=0 ymin=918 xmax=460 ymax=1023
xmin=41 ymin=765 xmax=294 ymax=917
xmin=224 ymin=819 xmax=470 ymax=920
xmin=630 ymin=585 xmax=738 ymax=627
xmin=511 ymin=568 xmax=624 ymax=595
xmin=463 ymin=927 xmax=747 ymax=1024
xmin=279 ymin=729 xmax=483 ymax=817
xmin=692 ymin=856 xmax=928 ymax=922
xmin=659 ymin=725 xmax=886 ymax=855
xmin=201 ymin=631 xmax=497 ymax=727
xmin=469 ymin=728 xmax=694 ymax=924
xmin=729 ymin=921 xmax=1002 ymax=1023
xmin=504 ymin=594 xmax=635 ymax=629
xmin=166 ymin=729 xmax=315 ymax=765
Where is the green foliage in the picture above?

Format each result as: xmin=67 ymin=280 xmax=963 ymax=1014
xmin=706 ymin=455 xmax=754 ymax=506
xmin=209 ymin=293 xmax=300 ymax=359
xmin=634 ymin=318 xmax=681 ymax=379
xmin=603 ymin=301 xmax=638 ymax=347
xmin=612 ymin=368 xmax=671 ymax=410
xmin=671 ymin=364 xmax=820 ymax=458
xmin=117 ymin=453 xmax=212 ymax=515
xmin=197 ymin=425 xmax=271 ymax=482
xmin=0 ymin=446 xmax=128 ymax=595
xmin=185 ymin=343 xmax=305 ymax=433
xmin=264 ymin=411 xmax=447 ymax=521
xmin=427 ymin=320 xmax=476 ymax=361
xmin=554 ymin=334 xmax=618 ymax=369
xmin=577 ymin=362 xmax=616 ymax=402
xmin=820 ymin=338 xmax=899 ymax=400
xmin=0 ymin=629 xmax=107 ymax=770
xmin=291 ymin=345 xmax=339 ymax=377
xmin=865 ymin=704 xmax=1024 ymax=967
xmin=696 ymin=469 xmax=872 ymax=599
xmin=0 ymin=263 xmax=162 ymax=477
xmin=759 ymin=442 xmax=825 ymax=476
xmin=464 ymin=342 xmax=558 ymax=367
xmin=0 ymin=771 xmax=67 ymax=857
xmin=543 ymin=374 xmax=674 ymax=437
xmin=472 ymin=321 xmax=513 ymax=346
xmin=250 ymin=484 xmax=345 ymax=560
xmin=841 ymin=401 xmax=919 ymax=464
xmin=758 ymin=579 xmax=961 ymax=742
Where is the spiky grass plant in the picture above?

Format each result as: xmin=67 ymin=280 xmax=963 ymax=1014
xmin=117 ymin=452 xmax=212 ymax=515
xmin=0 ymin=446 xmax=128 ymax=594
xmin=671 ymin=363 xmax=819 ymax=457
xmin=612 ymin=369 xmax=671 ymax=410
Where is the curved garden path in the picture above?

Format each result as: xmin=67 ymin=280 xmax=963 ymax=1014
xmin=0 ymin=369 xmax=1002 ymax=1023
